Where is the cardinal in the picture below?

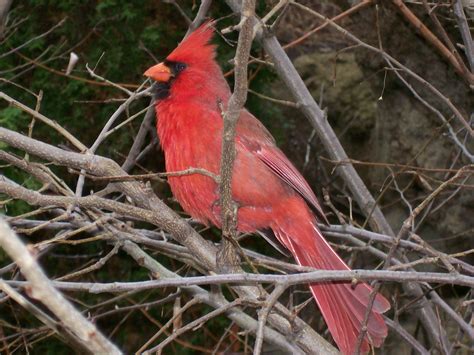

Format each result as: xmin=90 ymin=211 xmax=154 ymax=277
xmin=144 ymin=23 xmax=390 ymax=354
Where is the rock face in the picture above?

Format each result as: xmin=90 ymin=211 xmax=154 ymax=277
xmin=293 ymin=52 xmax=377 ymax=160
xmin=271 ymin=1 xmax=473 ymax=256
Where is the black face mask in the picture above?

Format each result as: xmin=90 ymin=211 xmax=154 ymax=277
xmin=152 ymin=81 xmax=171 ymax=100
xmin=151 ymin=61 xmax=187 ymax=101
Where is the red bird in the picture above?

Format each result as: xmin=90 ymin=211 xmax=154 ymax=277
xmin=144 ymin=23 xmax=390 ymax=354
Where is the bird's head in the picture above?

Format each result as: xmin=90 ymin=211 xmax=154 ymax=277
xmin=144 ymin=22 xmax=223 ymax=100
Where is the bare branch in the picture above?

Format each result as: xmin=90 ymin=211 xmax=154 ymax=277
xmin=218 ymin=0 xmax=256 ymax=274
xmin=453 ymin=0 xmax=474 ymax=71
xmin=0 ymin=92 xmax=87 ymax=151
xmin=0 ymin=18 xmax=66 ymax=59
xmin=6 ymin=269 xmax=473 ymax=292
xmin=0 ymin=125 xmax=337 ymax=354
xmin=0 ymin=217 xmax=122 ymax=354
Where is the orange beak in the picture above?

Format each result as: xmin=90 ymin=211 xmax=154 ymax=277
xmin=144 ymin=62 xmax=173 ymax=82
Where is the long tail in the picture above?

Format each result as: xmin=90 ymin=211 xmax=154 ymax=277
xmin=272 ymin=199 xmax=390 ymax=355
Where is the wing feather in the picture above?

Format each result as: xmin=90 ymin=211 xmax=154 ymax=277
xmin=237 ymin=110 xmax=328 ymax=224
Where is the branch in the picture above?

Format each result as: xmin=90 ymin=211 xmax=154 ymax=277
xmin=0 ymin=126 xmax=219 ymax=271
xmin=73 ymin=84 xmax=151 ymax=197
xmin=121 ymin=241 xmax=302 ymax=354
xmin=453 ymin=0 xmax=474 ymax=72
xmin=218 ymin=0 xmax=256 ymax=273
xmin=0 ymin=217 xmax=121 ymax=354
xmin=223 ymin=1 xmax=464 ymax=350
xmin=392 ymin=0 xmax=474 ymax=85
xmin=0 ymin=91 xmax=87 ymax=151
xmin=0 ymin=18 xmax=66 ymax=59
xmin=121 ymin=105 xmax=156 ymax=172
xmin=0 ymin=126 xmax=337 ymax=354
xmin=185 ymin=0 xmax=213 ymax=38
xmin=6 ymin=269 xmax=473 ymax=292
xmin=0 ymin=0 xmax=13 ymax=38
xmin=355 ymin=165 xmax=472 ymax=352
xmin=226 ymin=0 xmax=394 ymax=235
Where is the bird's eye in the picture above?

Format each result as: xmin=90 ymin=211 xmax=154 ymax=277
xmin=175 ymin=63 xmax=187 ymax=73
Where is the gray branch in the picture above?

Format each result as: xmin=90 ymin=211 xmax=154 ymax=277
xmin=6 ymin=269 xmax=473 ymax=292
xmin=0 ymin=125 xmax=336 ymax=354
xmin=0 ymin=217 xmax=122 ymax=354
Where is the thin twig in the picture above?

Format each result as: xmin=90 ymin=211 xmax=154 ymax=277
xmin=453 ymin=0 xmax=474 ymax=71
xmin=5 ymin=269 xmax=473 ymax=293
xmin=0 ymin=18 xmax=66 ymax=59
xmin=0 ymin=217 xmax=121 ymax=354
xmin=253 ymin=284 xmax=286 ymax=355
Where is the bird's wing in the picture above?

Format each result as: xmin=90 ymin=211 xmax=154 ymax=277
xmin=237 ymin=110 xmax=328 ymax=224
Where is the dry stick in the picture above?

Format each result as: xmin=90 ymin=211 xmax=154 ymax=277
xmin=164 ymin=0 xmax=192 ymax=24
xmin=291 ymin=3 xmax=472 ymax=137
xmin=272 ymin=2 xmax=468 ymax=348
xmin=248 ymin=88 xmax=299 ymax=108
xmin=0 ymin=0 xmax=13 ymax=38
xmin=392 ymin=0 xmax=474 ymax=85
xmin=20 ymin=216 xmax=472 ymax=274
xmin=0 ymin=151 xmax=67 ymax=195
xmin=253 ymin=284 xmax=286 ymax=355
xmin=223 ymin=0 xmax=373 ymax=77
xmin=384 ymin=317 xmax=430 ymax=355
xmin=218 ymin=0 xmax=256 ymax=274
xmin=429 ymin=291 xmax=474 ymax=341
xmin=354 ymin=165 xmax=472 ymax=353
xmin=0 ymin=92 xmax=87 ymax=151
xmin=92 ymin=291 xmax=181 ymax=321
xmin=260 ymin=0 xmax=288 ymax=26
xmin=321 ymin=157 xmax=468 ymax=174
xmin=384 ymin=60 xmax=472 ymax=162
xmin=138 ymin=297 xmax=201 ymax=353
xmin=185 ymin=0 xmax=213 ymax=37
xmin=147 ymin=298 xmax=246 ymax=354
xmin=0 ymin=280 xmax=60 ymax=334
xmin=453 ymin=0 xmax=474 ymax=71
xmin=74 ymin=83 xmax=151 ymax=198
xmin=421 ymin=0 xmax=470 ymax=80
xmin=55 ymin=242 xmax=121 ymax=281
xmin=69 ymin=167 xmax=220 ymax=184
xmin=121 ymin=104 xmax=155 ymax=172
xmin=85 ymin=63 xmax=133 ymax=96
xmin=121 ymin=241 xmax=302 ymax=355
xmin=0 ymin=18 xmax=66 ymax=59
xmin=0 ymin=217 xmax=122 ymax=354
xmin=14 ymin=51 xmax=140 ymax=89
xmin=5 ymin=269 xmax=473 ymax=292
xmin=0 ymin=128 xmax=327 ymax=353
xmin=327 ymin=228 xmax=474 ymax=341
xmin=283 ymin=0 xmax=373 ymax=50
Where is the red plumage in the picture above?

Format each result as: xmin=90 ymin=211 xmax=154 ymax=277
xmin=144 ymin=23 xmax=390 ymax=354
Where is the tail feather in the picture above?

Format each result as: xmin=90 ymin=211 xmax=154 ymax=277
xmin=273 ymin=215 xmax=390 ymax=355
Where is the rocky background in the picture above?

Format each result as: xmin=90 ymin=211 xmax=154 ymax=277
xmin=273 ymin=0 xmax=473 ymax=257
